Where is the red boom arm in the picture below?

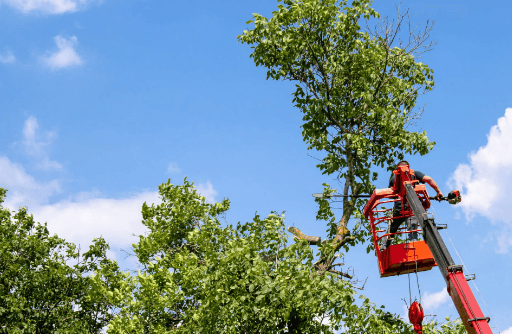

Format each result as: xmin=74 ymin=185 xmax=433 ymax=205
xmin=403 ymin=182 xmax=493 ymax=333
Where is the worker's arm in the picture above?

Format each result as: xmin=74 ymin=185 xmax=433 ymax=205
xmin=422 ymin=175 xmax=444 ymax=201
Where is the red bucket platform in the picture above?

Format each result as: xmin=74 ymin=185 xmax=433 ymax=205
xmin=364 ymin=186 xmax=437 ymax=278
xmin=379 ymin=241 xmax=436 ymax=277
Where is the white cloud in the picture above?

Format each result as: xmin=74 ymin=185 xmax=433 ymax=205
xmin=422 ymin=288 xmax=450 ymax=312
xmin=400 ymin=288 xmax=451 ymax=321
xmin=0 ymin=156 xmax=61 ymax=211
xmin=196 ymin=181 xmax=218 ymax=203
xmin=0 ymin=50 xmax=15 ymax=64
xmin=31 ymin=181 xmax=218 ymax=250
xmin=42 ymin=35 xmax=82 ymax=70
xmin=450 ymin=108 xmax=512 ymax=252
xmin=2 ymin=0 xmax=92 ymax=14
xmin=2 ymin=117 xmax=220 ymax=255
xmin=0 ymin=163 xmax=219 ymax=253
xmin=22 ymin=116 xmax=63 ymax=171
xmin=502 ymin=326 xmax=512 ymax=334
xmin=167 ymin=162 xmax=181 ymax=174
xmin=1 ymin=119 xmax=220 ymax=260
xmin=31 ymin=191 xmax=162 ymax=251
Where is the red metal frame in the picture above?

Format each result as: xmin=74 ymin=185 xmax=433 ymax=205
xmin=447 ymin=266 xmax=492 ymax=334
xmin=363 ymin=165 xmax=493 ymax=333
xmin=363 ymin=167 xmax=437 ymax=278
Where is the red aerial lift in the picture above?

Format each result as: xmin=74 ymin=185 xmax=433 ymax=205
xmin=363 ymin=165 xmax=493 ymax=334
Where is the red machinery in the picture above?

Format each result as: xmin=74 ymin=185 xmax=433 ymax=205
xmin=364 ymin=166 xmax=436 ymax=277
xmin=363 ymin=165 xmax=493 ymax=334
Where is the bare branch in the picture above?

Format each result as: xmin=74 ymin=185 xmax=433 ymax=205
xmin=288 ymin=226 xmax=322 ymax=245
xmin=328 ymin=269 xmax=353 ymax=279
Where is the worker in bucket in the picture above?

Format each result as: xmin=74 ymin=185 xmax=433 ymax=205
xmin=381 ymin=161 xmax=444 ymax=250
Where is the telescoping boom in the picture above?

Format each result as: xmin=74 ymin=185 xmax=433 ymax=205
xmin=404 ymin=182 xmax=492 ymax=334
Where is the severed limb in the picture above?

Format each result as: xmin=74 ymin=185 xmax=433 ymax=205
xmin=289 ymin=188 xmax=358 ymax=276
xmin=288 ymin=223 xmax=355 ymax=276
xmin=328 ymin=269 xmax=353 ymax=279
xmin=314 ymin=220 xmax=355 ymax=274
xmin=287 ymin=226 xmax=322 ymax=244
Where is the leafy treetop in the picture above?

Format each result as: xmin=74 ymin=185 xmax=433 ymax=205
xmin=238 ymin=0 xmax=436 ymax=268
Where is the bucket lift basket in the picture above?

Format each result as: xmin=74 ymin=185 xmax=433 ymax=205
xmin=363 ymin=168 xmax=437 ymax=278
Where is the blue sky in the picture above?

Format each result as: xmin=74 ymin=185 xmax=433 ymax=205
xmin=1 ymin=0 xmax=511 ymax=332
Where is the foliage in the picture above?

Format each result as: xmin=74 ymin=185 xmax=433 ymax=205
xmin=106 ymin=179 xmax=422 ymax=333
xmin=0 ymin=181 xmax=466 ymax=333
xmin=423 ymin=317 xmax=467 ymax=334
xmin=0 ymin=188 xmax=123 ymax=334
xmin=238 ymin=0 xmax=436 ymax=249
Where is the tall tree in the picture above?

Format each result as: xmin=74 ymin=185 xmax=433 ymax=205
xmin=238 ymin=0 xmax=436 ymax=271
xmin=0 ymin=188 xmax=123 ymax=333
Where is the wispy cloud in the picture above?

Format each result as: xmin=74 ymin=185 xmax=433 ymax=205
xmin=0 ymin=50 xmax=15 ymax=64
xmin=31 ymin=191 xmax=162 ymax=251
xmin=42 ymin=35 xmax=82 ymax=70
xmin=1 ymin=160 xmax=219 ymax=253
xmin=1 ymin=0 xmax=93 ymax=14
xmin=450 ymin=108 xmax=512 ymax=252
xmin=0 ymin=156 xmax=61 ymax=211
xmin=22 ymin=116 xmax=63 ymax=171
xmin=1 ymin=119 xmax=220 ymax=258
xmin=167 ymin=162 xmax=181 ymax=174
xmin=422 ymin=288 xmax=451 ymax=312
xmin=196 ymin=181 xmax=218 ymax=203
xmin=401 ymin=288 xmax=451 ymax=321
xmin=502 ymin=326 xmax=512 ymax=334
xmin=32 ymin=181 xmax=218 ymax=251
xmin=0 ymin=152 xmax=151 ymax=252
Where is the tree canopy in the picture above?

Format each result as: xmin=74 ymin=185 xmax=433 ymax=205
xmin=1 ymin=179 xmax=466 ymax=333
xmin=105 ymin=179 xmax=454 ymax=333
xmin=0 ymin=188 xmax=123 ymax=333
xmin=238 ymin=0 xmax=437 ymax=275
xmin=103 ymin=180 xmax=466 ymax=333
